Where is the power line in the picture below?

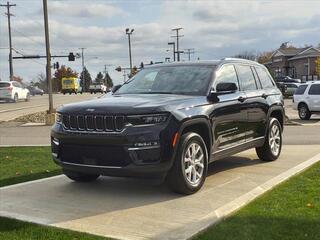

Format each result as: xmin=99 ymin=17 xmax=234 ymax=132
xmin=12 ymin=29 xmax=45 ymax=48
xmin=1 ymin=1 xmax=16 ymax=80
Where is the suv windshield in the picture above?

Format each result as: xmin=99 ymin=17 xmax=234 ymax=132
xmin=116 ymin=66 xmax=214 ymax=96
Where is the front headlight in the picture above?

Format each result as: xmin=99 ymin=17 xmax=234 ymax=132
xmin=127 ymin=113 xmax=169 ymax=126
xmin=56 ymin=113 xmax=62 ymax=123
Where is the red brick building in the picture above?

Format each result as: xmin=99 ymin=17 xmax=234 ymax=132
xmin=265 ymin=46 xmax=320 ymax=81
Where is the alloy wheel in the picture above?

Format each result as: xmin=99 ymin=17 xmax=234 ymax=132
xmin=183 ymin=142 xmax=204 ymax=187
xmin=269 ymin=124 xmax=281 ymax=156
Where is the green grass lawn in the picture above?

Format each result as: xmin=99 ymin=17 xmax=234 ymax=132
xmin=0 ymin=217 xmax=107 ymax=240
xmin=0 ymin=146 xmax=61 ymax=187
xmin=195 ymin=161 xmax=320 ymax=240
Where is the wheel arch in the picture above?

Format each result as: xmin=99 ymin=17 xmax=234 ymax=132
xmin=267 ymin=106 xmax=285 ymax=132
xmin=178 ymin=118 xmax=213 ymax=154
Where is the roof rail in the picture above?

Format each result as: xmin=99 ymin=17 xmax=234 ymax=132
xmin=221 ymin=57 xmax=257 ymax=63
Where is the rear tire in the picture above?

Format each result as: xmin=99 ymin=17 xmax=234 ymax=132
xmin=63 ymin=169 xmax=100 ymax=182
xmin=166 ymin=132 xmax=208 ymax=195
xmin=298 ymin=103 xmax=311 ymax=120
xmin=13 ymin=93 xmax=18 ymax=103
xmin=256 ymin=118 xmax=282 ymax=161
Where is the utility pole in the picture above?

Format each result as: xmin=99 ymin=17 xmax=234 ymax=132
xmin=171 ymin=27 xmax=183 ymax=62
xmin=184 ymin=48 xmax=195 ymax=61
xmin=125 ymin=28 xmax=134 ymax=74
xmin=79 ymin=47 xmax=86 ymax=90
xmin=42 ymin=0 xmax=53 ymax=114
xmin=1 ymin=1 xmax=16 ymax=81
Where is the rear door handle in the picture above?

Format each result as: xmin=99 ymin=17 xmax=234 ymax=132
xmin=238 ymin=96 xmax=246 ymax=102
xmin=261 ymin=93 xmax=267 ymax=99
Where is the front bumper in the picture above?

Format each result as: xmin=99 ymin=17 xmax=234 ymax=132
xmin=51 ymin=118 xmax=180 ymax=178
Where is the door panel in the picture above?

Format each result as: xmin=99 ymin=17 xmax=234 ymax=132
xmin=210 ymin=64 xmax=247 ymax=153
xmin=243 ymin=90 xmax=268 ymax=140
xmin=211 ymin=92 xmax=247 ymax=152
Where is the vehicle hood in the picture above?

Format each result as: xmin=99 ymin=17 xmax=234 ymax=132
xmin=58 ymin=94 xmax=208 ymax=115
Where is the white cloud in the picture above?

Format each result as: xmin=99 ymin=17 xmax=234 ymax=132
xmin=0 ymin=0 xmax=319 ymax=84
xmin=48 ymin=1 xmax=126 ymax=18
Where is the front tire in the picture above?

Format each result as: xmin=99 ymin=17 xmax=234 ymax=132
xmin=298 ymin=103 xmax=311 ymax=120
xmin=166 ymin=132 xmax=208 ymax=195
xmin=63 ymin=169 xmax=100 ymax=182
xmin=25 ymin=93 xmax=30 ymax=102
xmin=256 ymin=118 xmax=282 ymax=161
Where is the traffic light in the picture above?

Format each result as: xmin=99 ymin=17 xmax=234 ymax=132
xmin=68 ymin=52 xmax=75 ymax=61
xmin=53 ymin=62 xmax=59 ymax=69
xmin=115 ymin=66 xmax=122 ymax=72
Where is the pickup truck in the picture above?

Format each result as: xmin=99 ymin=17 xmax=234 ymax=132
xmin=89 ymin=83 xmax=107 ymax=94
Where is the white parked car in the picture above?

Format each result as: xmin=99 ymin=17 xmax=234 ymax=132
xmin=293 ymin=82 xmax=320 ymax=120
xmin=89 ymin=83 xmax=107 ymax=94
xmin=0 ymin=81 xmax=30 ymax=102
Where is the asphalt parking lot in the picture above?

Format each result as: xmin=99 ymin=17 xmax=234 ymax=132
xmin=1 ymin=145 xmax=320 ymax=240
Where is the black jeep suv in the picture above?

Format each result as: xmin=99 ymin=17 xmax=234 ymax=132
xmin=51 ymin=58 xmax=284 ymax=194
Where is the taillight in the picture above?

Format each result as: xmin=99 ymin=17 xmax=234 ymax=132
xmin=7 ymin=86 xmax=13 ymax=91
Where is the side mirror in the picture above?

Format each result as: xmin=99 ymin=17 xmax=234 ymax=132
xmin=112 ymin=84 xmax=122 ymax=93
xmin=208 ymin=82 xmax=238 ymax=102
xmin=216 ymin=82 xmax=238 ymax=93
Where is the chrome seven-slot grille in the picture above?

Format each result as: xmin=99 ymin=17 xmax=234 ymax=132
xmin=62 ymin=114 xmax=126 ymax=132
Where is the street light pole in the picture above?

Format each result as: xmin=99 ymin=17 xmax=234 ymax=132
xmin=168 ymin=42 xmax=175 ymax=61
xmin=126 ymin=28 xmax=134 ymax=75
xmin=42 ymin=0 xmax=53 ymax=114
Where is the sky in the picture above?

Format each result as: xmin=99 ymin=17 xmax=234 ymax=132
xmin=0 ymin=0 xmax=320 ymax=85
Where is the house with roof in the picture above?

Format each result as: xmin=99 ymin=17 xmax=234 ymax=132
xmin=265 ymin=46 xmax=320 ymax=81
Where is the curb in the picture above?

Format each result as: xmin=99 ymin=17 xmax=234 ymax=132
xmin=0 ymin=144 xmax=50 ymax=147
xmin=188 ymin=152 xmax=320 ymax=240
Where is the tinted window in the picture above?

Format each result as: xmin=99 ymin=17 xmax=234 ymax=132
xmin=308 ymin=84 xmax=320 ymax=95
xmin=236 ymin=65 xmax=257 ymax=91
xmin=251 ymin=67 xmax=262 ymax=89
xmin=255 ymin=66 xmax=274 ymax=88
xmin=295 ymin=85 xmax=307 ymax=95
xmin=117 ymin=66 xmax=213 ymax=96
xmin=214 ymin=65 xmax=239 ymax=90
xmin=0 ymin=82 xmax=10 ymax=88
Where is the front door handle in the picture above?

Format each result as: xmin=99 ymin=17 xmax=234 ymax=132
xmin=261 ymin=93 xmax=267 ymax=99
xmin=238 ymin=96 xmax=246 ymax=102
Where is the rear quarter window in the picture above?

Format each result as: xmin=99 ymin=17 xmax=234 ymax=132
xmin=294 ymin=85 xmax=308 ymax=95
xmin=0 ymin=82 xmax=10 ymax=88
xmin=308 ymin=84 xmax=320 ymax=95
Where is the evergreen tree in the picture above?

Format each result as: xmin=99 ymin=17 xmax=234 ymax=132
xmin=95 ymin=72 xmax=104 ymax=84
xmin=80 ymin=67 xmax=92 ymax=92
xmin=103 ymin=72 xmax=113 ymax=88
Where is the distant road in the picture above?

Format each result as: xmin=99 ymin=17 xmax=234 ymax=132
xmin=0 ymin=93 xmax=101 ymax=121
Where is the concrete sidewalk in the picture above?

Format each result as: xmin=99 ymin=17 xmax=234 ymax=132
xmin=0 ymin=122 xmax=51 ymax=146
xmin=1 ymin=145 xmax=320 ymax=240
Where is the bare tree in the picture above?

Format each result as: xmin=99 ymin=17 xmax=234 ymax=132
xmin=233 ymin=51 xmax=256 ymax=61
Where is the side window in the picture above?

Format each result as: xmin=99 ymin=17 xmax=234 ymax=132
xmin=214 ymin=65 xmax=239 ymax=90
xmin=236 ymin=65 xmax=257 ymax=91
xmin=308 ymin=84 xmax=320 ymax=95
xmin=295 ymin=85 xmax=307 ymax=95
xmin=255 ymin=66 xmax=274 ymax=88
